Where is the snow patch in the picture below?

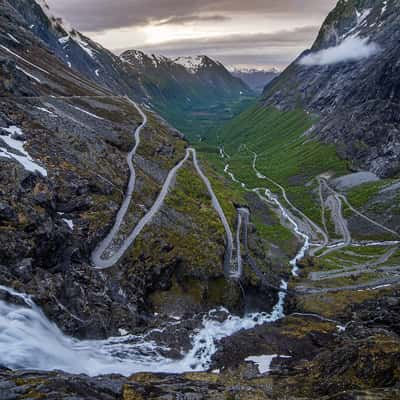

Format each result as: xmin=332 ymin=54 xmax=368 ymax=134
xmin=381 ymin=1 xmax=388 ymax=16
xmin=58 ymin=35 xmax=70 ymax=45
xmin=71 ymin=106 xmax=104 ymax=120
xmin=73 ymin=34 xmax=96 ymax=58
xmin=0 ymin=126 xmax=47 ymax=176
xmin=15 ymin=65 xmax=41 ymax=83
xmin=62 ymin=219 xmax=74 ymax=230
xmin=174 ymin=56 xmax=205 ymax=73
xmin=35 ymin=106 xmax=56 ymax=117
xmin=356 ymin=8 xmax=372 ymax=25
xmin=7 ymin=33 xmax=20 ymax=44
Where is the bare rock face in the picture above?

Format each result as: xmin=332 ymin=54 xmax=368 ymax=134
xmin=263 ymin=0 xmax=400 ymax=178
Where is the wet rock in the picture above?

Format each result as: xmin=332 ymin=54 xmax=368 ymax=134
xmin=0 ymin=202 xmax=17 ymax=222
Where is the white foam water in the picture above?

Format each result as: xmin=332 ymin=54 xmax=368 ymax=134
xmin=0 ymin=280 xmax=288 ymax=377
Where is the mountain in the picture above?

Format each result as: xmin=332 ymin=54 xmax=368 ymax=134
xmin=7 ymin=0 xmax=148 ymax=99
xmin=1 ymin=0 xmax=288 ymax=330
xmin=231 ymin=68 xmax=280 ymax=93
xmin=263 ymin=0 xmax=400 ymax=178
xmin=1 ymin=0 xmax=400 ymax=398
xmin=120 ymin=51 xmax=253 ymax=103
xmin=5 ymin=1 xmax=254 ymax=141
xmin=213 ymin=0 xmax=400 ymax=257
xmin=120 ymin=50 xmax=255 ymax=140
xmin=200 ymin=1 xmax=400 ymax=396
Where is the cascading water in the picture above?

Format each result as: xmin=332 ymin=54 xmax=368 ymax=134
xmin=0 ymin=280 xmax=287 ymax=377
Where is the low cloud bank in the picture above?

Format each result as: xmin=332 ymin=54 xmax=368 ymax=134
xmin=299 ymin=36 xmax=380 ymax=66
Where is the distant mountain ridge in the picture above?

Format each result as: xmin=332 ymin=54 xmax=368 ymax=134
xmin=231 ymin=68 xmax=279 ymax=93
xmin=120 ymin=49 xmax=253 ymax=108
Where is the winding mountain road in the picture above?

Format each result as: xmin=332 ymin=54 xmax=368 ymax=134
xmin=318 ymin=191 xmax=352 ymax=257
xmin=232 ymin=208 xmax=250 ymax=279
xmin=92 ymin=102 xmax=235 ymax=274
xmin=248 ymin=149 xmax=329 ymax=253
xmin=320 ymin=178 xmax=399 ymax=239
xmin=91 ymin=99 xmax=147 ymax=269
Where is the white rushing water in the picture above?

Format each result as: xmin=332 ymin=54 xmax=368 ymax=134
xmin=0 ymin=280 xmax=287 ymax=377
xmin=222 ymin=152 xmax=311 ymax=277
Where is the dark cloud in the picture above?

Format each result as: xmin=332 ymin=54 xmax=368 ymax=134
xmin=46 ymin=0 xmax=337 ymax=68
xmin=132 ymin=26 xmax=319 ymax=53
xmin=130 ymin=26 xmax=319 ymax=68
xmin=47 ymin=0 xmax=336 ymax=32
xmin=155 ymin=15 xmax=230 ymax=26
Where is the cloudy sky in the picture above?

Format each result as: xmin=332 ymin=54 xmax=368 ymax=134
xmin=47 ymin=0 xmax=337 ymax=70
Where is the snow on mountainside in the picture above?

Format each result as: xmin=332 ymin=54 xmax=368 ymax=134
xmin=173 ymin=56 xmax=224 ymax=74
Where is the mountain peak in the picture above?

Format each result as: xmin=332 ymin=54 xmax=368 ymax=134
xmin=313 ymin=0 xmax=395 ymax=50
xmin=173 ymin=55 xmax=213 ymax=73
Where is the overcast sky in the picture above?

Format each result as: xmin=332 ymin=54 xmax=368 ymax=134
xmin=47 ymin=0 xmax=337 ymax=70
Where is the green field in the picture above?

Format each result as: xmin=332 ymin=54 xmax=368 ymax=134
xmin=154 ymin=96 xmax=255 ymax=142
xmin=199 ymin=104 xmax=348 ymax=224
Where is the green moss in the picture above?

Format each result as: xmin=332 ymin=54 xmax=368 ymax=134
xmin=254 ymin=221 xmax=295 ymax=254
xmin=346 ymin=180 xmax=395 ymax=209
xmin=295 ymin=286 xmax=394 ymax=318
xmin=281 ymin=316 xmax=336 ymax=338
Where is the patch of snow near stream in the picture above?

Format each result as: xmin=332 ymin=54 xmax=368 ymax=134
xmin=245 ymin=355 xmax=291 ymax=374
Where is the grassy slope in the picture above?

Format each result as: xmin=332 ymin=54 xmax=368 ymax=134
xmin=153 ymin=96 xmax=255 ymax=142
xmin=204 ymin=104 xmax=348 ymax=224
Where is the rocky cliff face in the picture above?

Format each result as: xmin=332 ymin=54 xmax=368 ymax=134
xmin=263 ymin=0 xmax=400 ymax=178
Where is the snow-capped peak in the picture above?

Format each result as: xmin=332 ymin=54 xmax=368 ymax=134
xmin=174 ymin=56 xmax=207 ymax=73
